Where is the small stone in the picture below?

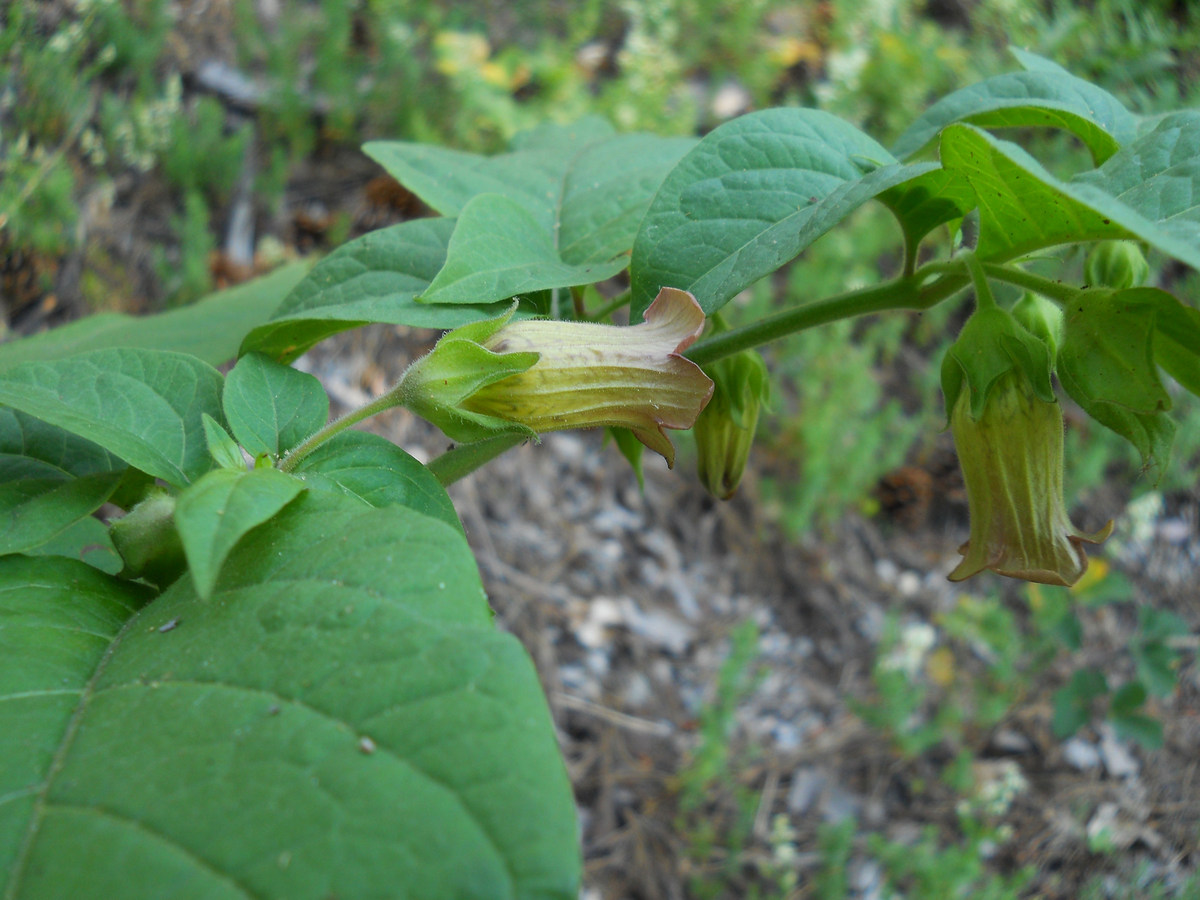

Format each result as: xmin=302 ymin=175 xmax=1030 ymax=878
xmin=1062 ymin=737 xmax=1102 ymax=771
xmin=1099 ymin=724 xmax=1140 ymax=779
xmin=786 ymin=766 xmax=825 ymax=815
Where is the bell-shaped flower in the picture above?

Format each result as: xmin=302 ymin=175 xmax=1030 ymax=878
xmin=948 ymin=368 xmax=1112 ymax=586
xmin=401 ymin=287 xmax=714 ymax=466
xmin=694 ymin=345 xmax=769 ymax=499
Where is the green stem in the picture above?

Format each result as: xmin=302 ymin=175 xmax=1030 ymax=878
xmin=427 ymin=433 xmax=527 ymax=486
xmin=684 ymin=266 xmax=970 ymax=367
xmin=964 ymin=253 xmax=996 ymax=309
xmin=279 ymin=388 xmax=404 ymax=473
xmin=982 ymin=263 xmax=1082 ymax=307
xmin=585 ymin=290 xmax=632 ymax=322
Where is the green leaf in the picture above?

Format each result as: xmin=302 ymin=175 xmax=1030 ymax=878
xmin=420 ymin=194 xmax=627 ymax=306
xmin=1110 ymin=711 xmax=1163 ymax=750
xmin=1152 ymin=292 xmax=1200 ymax=397
xmin=22 ymin=515 xmax=123 ymax=575
xmin=1 ymin=494 xmax=579 ymax=899
xmin=174 ymin=467 xmax=306 ymax=600
xmin=629 ymin=108 xmax=930 ymax=316
xmin=0 ymin=349 xmax=225 ymax=487
xmin=1052 ymin=666 xmax=1108 ymax=738
xmin=364 ymin=118 xmax=617 ymax=234
xmin=202 ymin=413 xmax=245 ymax=470
xmin=0 ymin=262 xmax=310 ymax=372
xmin=292 ymin=430 xmax=462 ymax=533
xmin=939 ymin=124 xmax=1200 ymax=270
xmin=557 ymin=133 xmax=697 ymax=265
xmin=0 ymin=472 xmax=122 ymax=556
xmin=223 ymin=354 xmax=329 ymax=458
xmin=892 ymin=52 xmax=1135 ymax=164
xmin=241 ymin=218 xmax=509 ymax=363
xmin=878 ymin=167 xmax=977 ymax=265
xmin=1057 ymin=288 xmax=1175 ymax=470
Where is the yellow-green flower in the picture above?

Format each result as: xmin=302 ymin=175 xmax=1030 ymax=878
xmin=949 ymin=370 xmax=1112 ymax=586
xmin=402 ymin=287 xmax=714 ymax=466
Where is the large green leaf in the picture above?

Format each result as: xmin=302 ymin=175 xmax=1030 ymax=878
xmin=891 ymin=50 xmax=1135 ymax=164
xmin=1 ymin=493 xmax=579 ymax=899
xmin=173 ymin=467 xmax=306 ymax=600
xmin=630 ymin=108 xmax=932 ymax=316
xmin=292 ymin=430 xmax=462 ymax=533
xmin=223 ymin=354 xmax=329 ymax=458
xmin=0 ymin=263 xmax=310 ymax=372
xmin=939 ymin=124 xmax=1200 ymax=270
xmin=420 ymin=194 xmax=628 ymax=306
xmin=240 ymin=218 xmax=508 ymax=363
xmin=0 ymin=350 xmax=225 ymax=487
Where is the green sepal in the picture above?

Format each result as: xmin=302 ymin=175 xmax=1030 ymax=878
xmin=694 ymin=347 xmax=770 ymax=500
xmin=400 ymin=305 xmax=540 ymax=445
xmin=202 ymin=413 xmax=246 ymax=470
xmin=941 ymin=303 xmax=1055 ymax=423
xmin=1150 ymin=291 xmax=1200 ymax=398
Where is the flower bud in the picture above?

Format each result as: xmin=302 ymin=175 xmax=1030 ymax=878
xmin=1011 ymin=291 xmax=1063 ymax=361
xmin=694 ymin=347 xmax=769 ymax=499
xmin=402 ymin=288 xmax=714 ymax=466
xmin=949 ymin=370 xmax=1111 ymax=586
xmin=1084 ymin=241 xmax=1150 ymax=290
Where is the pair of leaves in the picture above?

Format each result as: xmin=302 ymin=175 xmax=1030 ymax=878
xmin=627 ymin=52 xmax=1200 ymax=321
xmin=246 ymin=121 xmax=697 ymax=363
xmin=1 ymin=490 xmax=579 ymax=899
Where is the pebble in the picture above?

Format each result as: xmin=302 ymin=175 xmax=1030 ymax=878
xmin=1062 ymin=737 xmax=1102 ymax=771
xmin=786 ymin=766 xmax=826 ymax=815
xmin=1099 ymin=724 xmax=1141 ymax=779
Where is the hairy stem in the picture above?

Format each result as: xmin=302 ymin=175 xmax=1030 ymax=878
xmin=279 ymin=388 xmax=404 ymax=473
xmin=684 ymin=266 xmax=970 ymax=367
xmin=981 ymin=263 xmax=1082 ymax=307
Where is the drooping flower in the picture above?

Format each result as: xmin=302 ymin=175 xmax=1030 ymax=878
xmin=948 ymin=369 xmax=1112 ymax=586
xmin=693 ymin=346 xmax=769 ymax=499
xmin=401 ymin=287 xmax=714 ymax=466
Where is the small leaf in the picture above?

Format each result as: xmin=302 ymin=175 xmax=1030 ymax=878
xmin=1145 ymin=284 xmax=1200 ymax=399
xmin=1052 ymin=667 xmax=1108 ymax=738
xmin=420 ymin=194 xmax=627 ymax=306
xmin=241 ymin=218 xmax=509 ymax=363
xmin=0 ymin=472 xmax=122 ymax=556
xmin=1110 ymin=712 xmax=1163 ymax=750
xmin=0 ymin=349 xmax=225 ymax=487
xmin=22 ymin=514 xmax=123 ymax=574
xmin=292 ymin=430 xmax=461 ymax=533
xmin=893 ymin=52 xmax=1135 ymax=163
xmin=174 ymin=467 xmax=306 ymax=600
xmin=364 ymin=118 xmax=617 ymax=233
xmin=202 ymin=413 xmax=245 ymax=470
xmin=0 ymin=262 xmax=310 ymax=371
xmin=1057 ymin=289 xmax=1175 ymax=471
xmin=223 ymin=353 xmax=329 ymax=458
xmin=878 ymin=167 xmax=977 ymax=265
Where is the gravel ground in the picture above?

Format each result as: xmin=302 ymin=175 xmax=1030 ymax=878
xmin=301 ymin=323 xmax=1200 ymax=900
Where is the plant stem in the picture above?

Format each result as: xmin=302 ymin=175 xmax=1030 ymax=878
xmin=427 ymin=433 xmax=527 ymax=485
xmin=684 ymin=267 xmax=970 ymax=367
xmin=982 ymin=263 xmax=1082 ymax=306
xmin=586 ymin=289 xmax=632 ymax=322
xmin=279 ymin=388 xmax=403 ymax=473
